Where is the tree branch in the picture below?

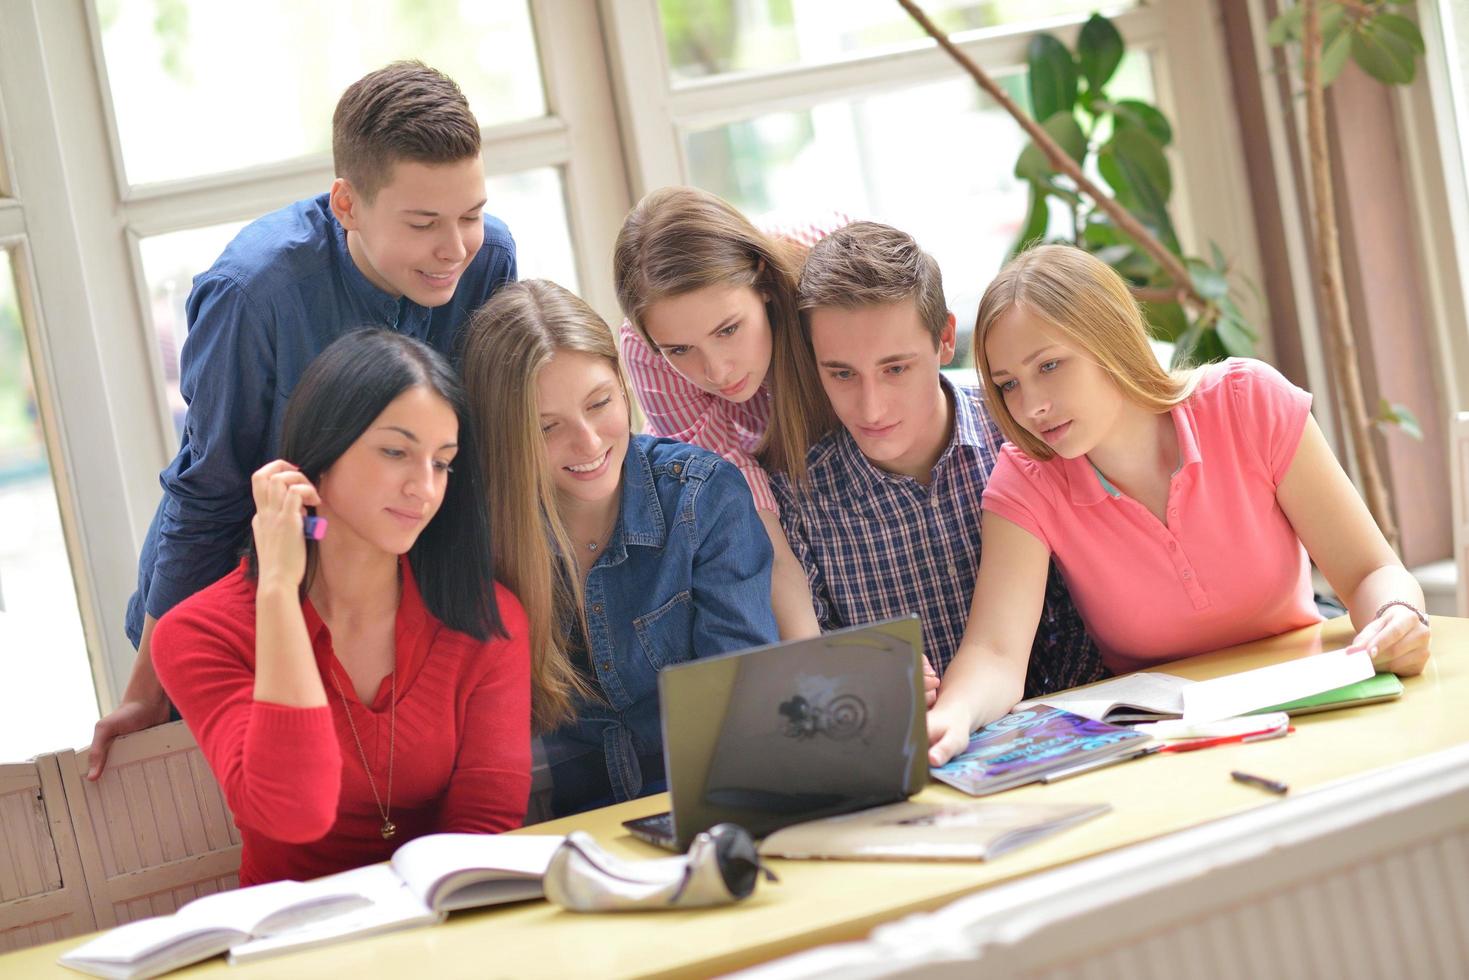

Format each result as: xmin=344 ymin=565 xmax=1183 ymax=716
xmin=1302 ymin=0 xmax=1398 ymax=548
xmin=895 ymin=0 xmax=1201 ymax=309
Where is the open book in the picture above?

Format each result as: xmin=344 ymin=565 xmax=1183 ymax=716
xmin=61 ymin=833 xmax=565 ymax=978
xmin=760 ymin=799 xmax=1110 ymax=861
xmin=58 ymin=879 xmax=370 ymax=980
xmin=1016 ymin=649 xmax=1381 ymax=724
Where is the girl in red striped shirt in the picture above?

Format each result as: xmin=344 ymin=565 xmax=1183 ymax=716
xmin=612 ymin=187 xmax=841 ymax=642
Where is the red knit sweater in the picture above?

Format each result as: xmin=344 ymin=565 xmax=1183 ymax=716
xmin=153 ymin=559 xmax=531 ymax=886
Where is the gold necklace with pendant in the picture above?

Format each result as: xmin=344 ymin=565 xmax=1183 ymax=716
xmin=328 ymin=663 xmax=397 ymax=840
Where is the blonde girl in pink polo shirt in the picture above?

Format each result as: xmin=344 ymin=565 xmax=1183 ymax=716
xmin=927 ymin=244 xmax=1431 ymax=765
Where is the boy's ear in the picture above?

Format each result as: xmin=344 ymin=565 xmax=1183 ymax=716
xmin=329 ymin=177 xmax=363 ymax=230
xmin=938 ymin=312 xmax=958 ymax=366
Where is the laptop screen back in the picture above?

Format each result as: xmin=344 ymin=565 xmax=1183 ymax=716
xmin=657 ymin=616 xmax=927 ymax=847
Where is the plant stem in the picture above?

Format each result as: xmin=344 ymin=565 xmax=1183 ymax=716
xmin=1301 ymin=0 xmax=1399 ymax=548
xmin=895 ymin=0 xmax=1201 ymax=309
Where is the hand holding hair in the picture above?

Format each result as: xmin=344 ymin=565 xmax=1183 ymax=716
xmin=250 ymin=459 xmax=322 ymax=590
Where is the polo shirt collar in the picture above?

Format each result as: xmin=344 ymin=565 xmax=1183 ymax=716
xmin=1063 ymin=398 xmax=1204 ymax=506
xmin=831 ymin=375 xmax=965 ymax=493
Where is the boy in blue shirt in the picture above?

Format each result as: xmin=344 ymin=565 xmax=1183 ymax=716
xmin=89 ymin=61 xmax=517 ymax=775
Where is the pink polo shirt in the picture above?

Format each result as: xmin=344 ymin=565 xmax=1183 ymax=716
xmin=982 ymin=358 xmax=1321 ymax=675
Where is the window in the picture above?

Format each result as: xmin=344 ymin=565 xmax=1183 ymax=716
xmin=0 ymin=249 xmax=96 ymax=762
xmin=0 ymin=0 xmax=627 ymax=743
xmin=94 ymin=0 xmax=545 ymax=187
xmin=661 ymin=0 xmax=1138 ymax=80
xmin=611 ymin=1 xmax=1233 ymax=364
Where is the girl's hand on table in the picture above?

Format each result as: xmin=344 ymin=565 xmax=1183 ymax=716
xmin=1349 ymin=604 xmax=1430 ymax=677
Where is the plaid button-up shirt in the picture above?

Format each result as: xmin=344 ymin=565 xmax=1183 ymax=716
xmin=772 ymin=378 xmax=1102 ymax=698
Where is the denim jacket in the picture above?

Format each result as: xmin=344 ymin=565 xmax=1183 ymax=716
xmin=543 ymin=435 xmax=778 ymax=816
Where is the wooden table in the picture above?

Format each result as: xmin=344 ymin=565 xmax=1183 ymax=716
xmin=8 ymin=616 xmax=1465 ymax=979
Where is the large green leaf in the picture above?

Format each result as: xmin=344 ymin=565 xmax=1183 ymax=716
xmin=1351 ymin=22 xmax=1417 ymax=85
xmin=1014 ymin=111 xmax=1088 ymax=182
xmin=1374 ymin=13 xmax=1426 ymax=54
xmin=1027 ymin=34 xmax=1078 ymax=122
xmin=1322 ymin=28 xmax=1353 ymax=85
xmin=1108 ymin=99 xmax=1173 ymax=146
xmin=1142 ymin=300 xmax=1188 ymax=343
xmin=1215 ymin=314 xmax=1256 ymax=357
xmin=1186 ymin=258 xmax=1228 ymax=302
xmin=1097 ymin=136 xmax=1179 ymax=253
xmin=1009 ymin=181 xmax=1051 ymax=259
xmin=1078 ymin=14 xmax=1124 ymax=94
xmin=1099 ymin=127 xmax=1172 ymax=204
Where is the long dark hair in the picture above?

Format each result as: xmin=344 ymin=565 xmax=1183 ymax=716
xmin=247 ymin=328 xmax=502 ymax=641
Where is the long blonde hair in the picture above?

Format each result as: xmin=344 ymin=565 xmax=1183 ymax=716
xmin=612 ymin=186 xmax=835 ymax=481
xmin=461 ymin=280 xmax=611 ymax=732
xmin=974 ymin=244 xmax=1199 ymax=461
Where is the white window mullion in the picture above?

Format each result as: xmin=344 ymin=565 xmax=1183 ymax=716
xmin=665 ymin=7 xmax=1163 ymax=130
xmin=599 ymin=0 xmax=683 ymax=196
xmin=0 ymin=200 xmax=23 ymax=240
xmin=1 ymin=0 xmax=150 ymax=705
xmin=531 ymin=0 xmax=632 ymax=320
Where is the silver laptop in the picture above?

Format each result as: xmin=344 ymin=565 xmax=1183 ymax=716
xmin=622 ymin=616 xmax=928 ymax=850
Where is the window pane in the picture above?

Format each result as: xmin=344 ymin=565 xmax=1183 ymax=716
xmin=0 ymin=250 xmax=97 ymax=762
xmin=95 ymin=0 xmax=545 ymax=186
xmin=485 ymin=167 xmax=578 ymax=292
xmin=684 ymin=54 xmax=1155 ymax=363
xmin=660 ymin=0 xmax=1139 ymax=81
xmin=139 ymin=168 xmax=576 ymax=439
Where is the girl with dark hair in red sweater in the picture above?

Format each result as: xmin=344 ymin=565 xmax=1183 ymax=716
xmin=153 ymin=328 xmax=531 ymax=885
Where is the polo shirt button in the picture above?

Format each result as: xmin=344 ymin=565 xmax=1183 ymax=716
xmin=1181 ymin=570 xmax=1192 ymax=580
xmin=1169 ymin=508 xmax=1179 ymax=518
xmin=592 ymin=603 xmax=603 ymax=614
xmin=1168 ymin=541 xmax=1177 ymax=552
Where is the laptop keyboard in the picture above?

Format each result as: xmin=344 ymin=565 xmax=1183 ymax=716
xmin=623 ymin=811 xmax=676 ymax=848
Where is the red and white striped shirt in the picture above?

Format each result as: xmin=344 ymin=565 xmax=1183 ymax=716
xmin=618 ymin=212 xmax=850 ymax=514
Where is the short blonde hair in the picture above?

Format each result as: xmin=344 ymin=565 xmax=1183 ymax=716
xmin=974 ymin=244 xmax=1198 ymax=461
xmin=461 ymin=280 xmax=609 ymax=731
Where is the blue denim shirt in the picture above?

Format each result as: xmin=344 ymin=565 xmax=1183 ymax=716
xmin=543 ymin=435 xmax=778 ymax=816
xmin=126 ymin=193 xmax=516 ymax=645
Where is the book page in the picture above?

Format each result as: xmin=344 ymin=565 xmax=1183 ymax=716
xmin=228 ymin=866 xmax=442 ymax=964
xmin=1018 ymin=672 xmax=1191 ymax=721
xmin=59 ymin=914 xmax=243 ymax=967
xmin=1182 ymin=649 xmax=1375 ymax=723
xmin=389 ymin=833 xmax=565 ymax=910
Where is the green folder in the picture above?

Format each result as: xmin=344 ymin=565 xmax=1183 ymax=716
xmin=1249 ymin=671 xmax=1404 ymax=716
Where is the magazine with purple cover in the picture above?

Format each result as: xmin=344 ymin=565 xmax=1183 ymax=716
xmin=931 ymin=707 xmax=1152 ymax=796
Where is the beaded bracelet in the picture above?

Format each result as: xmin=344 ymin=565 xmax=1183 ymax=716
xmin=1374 ymin=600 xmax=1429 ymax=628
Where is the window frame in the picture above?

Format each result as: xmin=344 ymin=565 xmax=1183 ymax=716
xmin=1 ymin=0 xmax=631 ymax=709
xmin=601 ymin=0 xmax=1270 ymax=353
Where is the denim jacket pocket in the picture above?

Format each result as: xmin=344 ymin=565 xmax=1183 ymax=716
xmin=633 ymin=590 xmax=694 ymax=672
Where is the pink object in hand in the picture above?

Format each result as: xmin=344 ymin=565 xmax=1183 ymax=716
xmin=303 ymin=516 xmax=328 ymax=540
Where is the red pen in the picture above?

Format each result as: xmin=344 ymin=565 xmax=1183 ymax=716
xmin=1156 ymin=724 xmax=1294 ymax=754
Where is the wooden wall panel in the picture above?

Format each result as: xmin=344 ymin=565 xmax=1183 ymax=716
xmin=54 ymin=722 xmax=241 ymax=930
xmin=0 ymin=758 xmax=95 ymax=953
